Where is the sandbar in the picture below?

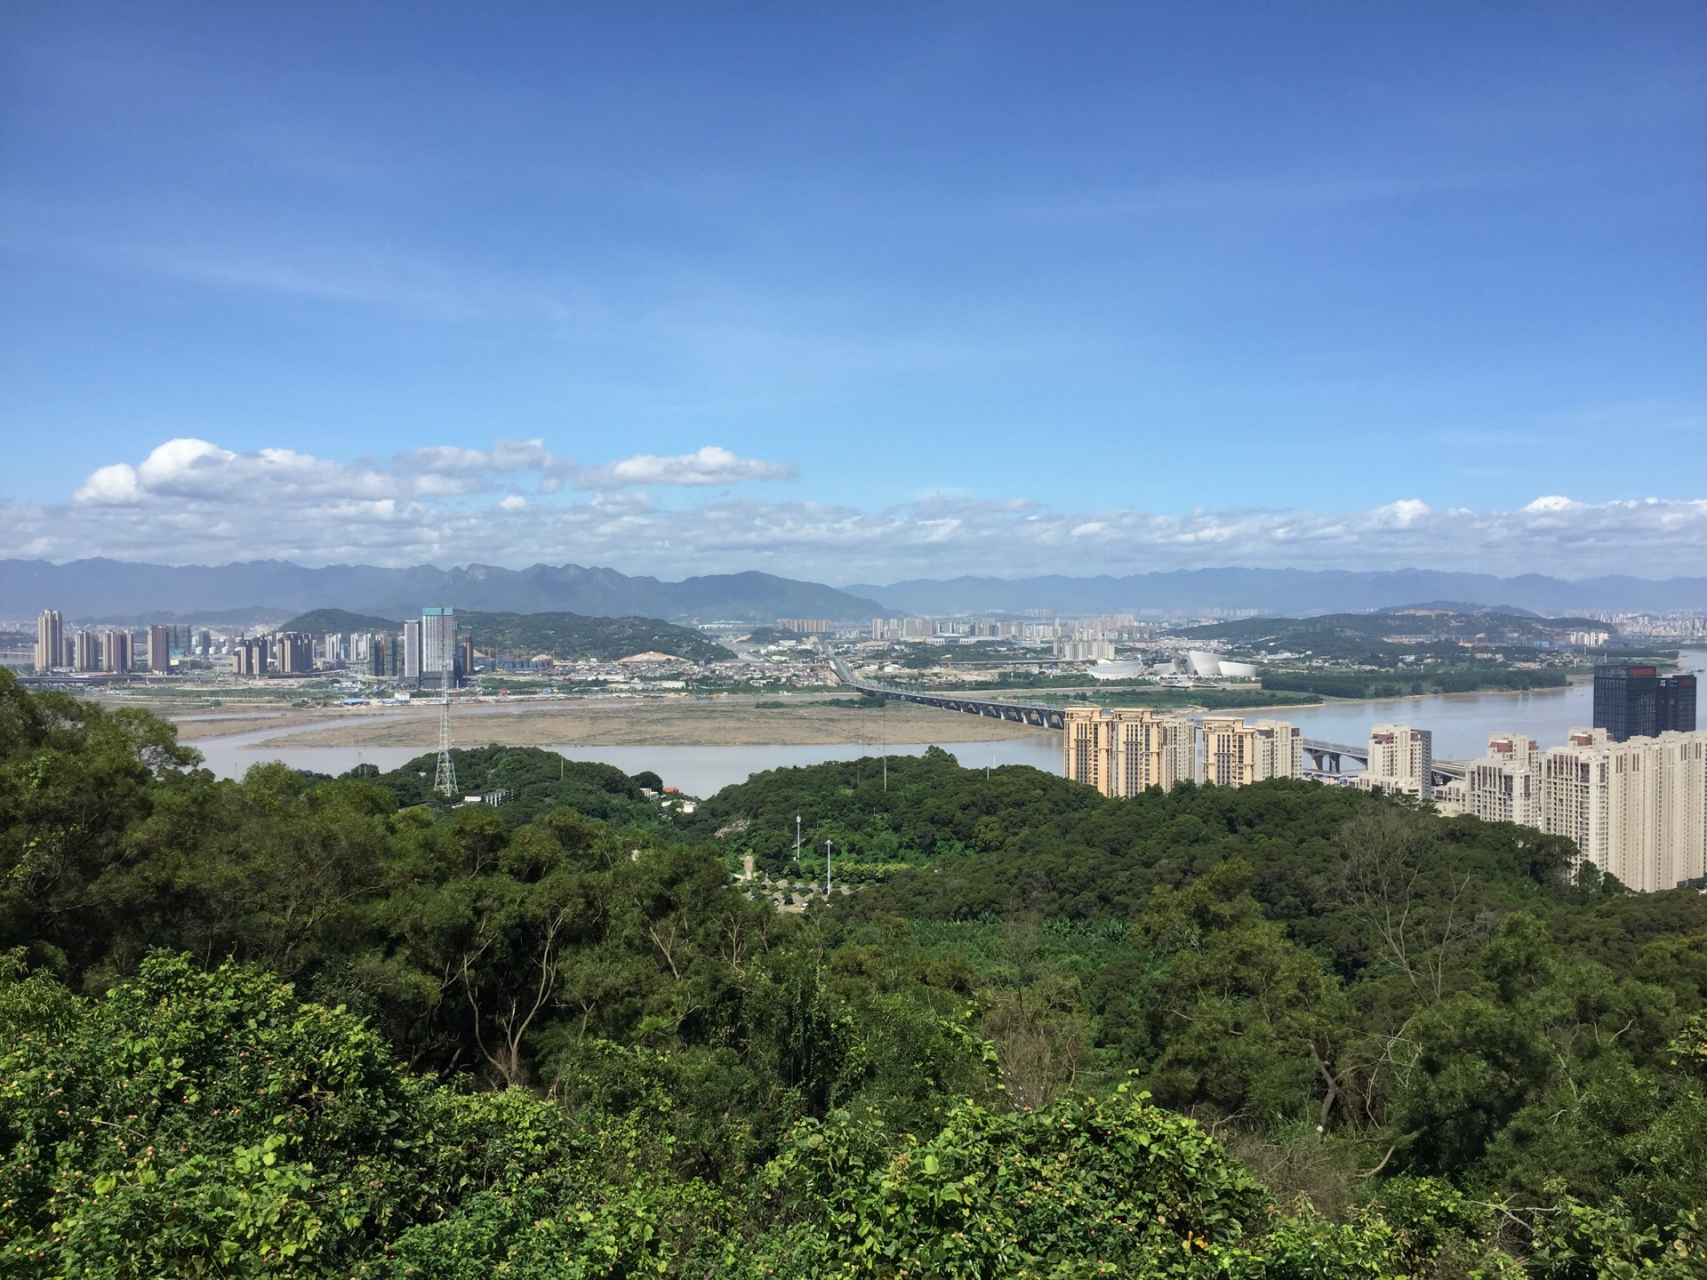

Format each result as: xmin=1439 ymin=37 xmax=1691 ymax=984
xmin=178 ymin=698 xmax=1046 ymax=749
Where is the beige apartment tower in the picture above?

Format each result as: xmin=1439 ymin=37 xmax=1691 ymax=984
xmin=101 ymin=629 xmax=131 ymax=673
xmin=1063 ymin=707 xmax=1200 ymax=797
xmin=146 ymin=625 xmax=171 ymax=674
xmin=35 ymin=609 xmax=63 ymax=672
xmin=73 ymin=631 xmax=101 ymax=673
xmin=1358 ymin=724 xmax=1434 ymax=801
xmin=1201 ymin=716 xmax=1303 ymax=787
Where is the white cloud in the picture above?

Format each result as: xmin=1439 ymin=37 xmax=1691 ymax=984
xmin=392 ymin=439 xmax=576 ymax=478
xmin=61 ymin=437 xmax=790 ymax=519
xmin=12 ymin=440 xmax=1707 ymax=580
xmin=575 ymin=446 xmax=798 ymax=489
xmin=73 ymin=463 xmax=143 ymax=505
xmin=1376 ymin=499 xmax=1431 ymax=526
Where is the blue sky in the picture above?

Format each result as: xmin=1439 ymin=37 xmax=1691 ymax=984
xmin=1 ymin=3 xmax=1703 ymax=580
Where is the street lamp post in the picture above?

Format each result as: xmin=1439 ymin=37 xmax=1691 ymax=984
xmin=795 ymin=815 xmax=801 ymax=865
xmin=825 ymin=839 xmax=832 ymax=896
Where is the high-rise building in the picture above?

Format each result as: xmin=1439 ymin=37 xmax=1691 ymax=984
xmin=1358 ymin=724 xmax=1433 ymax=800
xmin=147 ymin=625 xmax=171 ymax=674
xmin=1542 ymin=727 xmax=1707 ymax=892
xmin=35 ymin=609 xmax=63 ymax=672
xmin=421 ymin=606 xmax=457 ymax=679
xmin=1594 ymin=664 xmax=1696 ymax=740
xmin=1201 ymin=716 xmax=1302 ymax=787
xmin=1466 ymin=733 xmax=1542 ymax=828
xmin=1594 ymin=664 xmax=1658 ymax=742
xmin=1055 ymin=638 xmax=1116 ymax=662
xmin=101 ymin=630 xmax=131 ymax=673
xmin=236 ymin=636 xmax=269 ymax=676
xmin=278 ymin=632 xmax=314 ymax=674
xmin=1063 ymin=707 xmax=1200 ymax=797
xmin=403 ymin=620 xmax=423 ymax=682
xmin=73 ymin=631 xmax=100 ymax=673
xmin=1658 ymin=674 xmax=1697 ymax=734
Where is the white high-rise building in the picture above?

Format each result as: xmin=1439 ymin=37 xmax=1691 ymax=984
xmin=403 ymin=620 xmax=423 ymax=682
xmin=1358 ymin=724 xmax=1433 ymax=801
xmin=1466 ymin=733 xmax=1543 ymax=828
xmin=421 ymin=606 xmax=457 ymax=677
xmin=1055 ymin=638 xmax=1116 ymax=662
xmin=1541 ymin=727 xmax=1707 ymax=893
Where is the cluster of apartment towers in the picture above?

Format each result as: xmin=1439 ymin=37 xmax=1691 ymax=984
xmin=32 ymin=606 xmax=471 ymax=684
xmin=34 ymin=609 xmax=148 ymax=673
xmin=1062 ymin=664 xmax=1703 ymax=894
xmin=231 ymin=608 xmax=471 ymax=683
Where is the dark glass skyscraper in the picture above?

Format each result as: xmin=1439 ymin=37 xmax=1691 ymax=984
xmin=1595 ymin=665 xmax=1697 ymax=740
xmin=1594 ymin=664 xmax=1657 ymax=741
xmin=1657 ymin=672 xmax=1697 ymax=734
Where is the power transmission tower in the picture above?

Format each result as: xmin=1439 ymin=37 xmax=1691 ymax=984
xmin=433 ymin=662 xmax=457 ymax=796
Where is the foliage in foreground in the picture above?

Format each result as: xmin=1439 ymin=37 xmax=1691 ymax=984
xmin=8 ymin=953 xmax=1702 ymax=1278
xmin=5 ymin=671 xmax=1707 ymax=1275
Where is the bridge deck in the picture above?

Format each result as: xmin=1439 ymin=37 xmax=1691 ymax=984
xmin=832 ymin=659 xmax=1066 ymax=730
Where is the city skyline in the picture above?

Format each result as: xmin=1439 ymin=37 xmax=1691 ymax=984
xmin=3 ymin=5 xmax=1703 ymax=580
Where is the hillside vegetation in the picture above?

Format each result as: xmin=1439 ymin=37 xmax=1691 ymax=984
xmin=2 ymin=669 xmax=1704 ymax=1275
xmin=458 ymin=609 xmax=733 ymax=663
xmin=1174 ymin=607 xmax=1638 ymax=676
xmin=278 ymin=606 xmax=405 ymax=633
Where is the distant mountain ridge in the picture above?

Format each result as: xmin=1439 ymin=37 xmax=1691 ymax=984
xmin=0 ymin=559 xmax=887 ymax=623
xmin=847 ymin=569 xmax=1707 ymax=617
xmin=8 ymin=559 xmax=1704 ymax=624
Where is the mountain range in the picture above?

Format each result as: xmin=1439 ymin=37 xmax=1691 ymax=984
xmin=847 ymin=569 xmax=1707 ymax=618
xmin=5 ymin=559 xmax=1705 ymax=625
xmin=0 ymin=560 xmax=886 ymax=624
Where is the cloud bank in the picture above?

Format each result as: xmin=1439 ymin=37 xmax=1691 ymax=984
xmin=7 ymin=438 xmax=1706 ymax=582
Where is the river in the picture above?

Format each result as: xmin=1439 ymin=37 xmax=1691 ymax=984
xmin=1271 ymin=648 xmax=1706 ymax=758
xmin=189 ymin=649 xmax=1703 ymax=796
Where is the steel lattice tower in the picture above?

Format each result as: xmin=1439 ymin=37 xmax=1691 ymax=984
xmin=433 ymin=663 xmax=457 ymax=796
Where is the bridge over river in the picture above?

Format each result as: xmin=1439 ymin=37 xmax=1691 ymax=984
xmin=831 ymin=658 xmax=1068 ymax=730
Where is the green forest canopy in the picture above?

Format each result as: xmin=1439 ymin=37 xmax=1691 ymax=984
xmin=2 ymin=669 xmax=1704 ymax=1276
xmin=457 ymin=610 xmax=734 ymax=663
